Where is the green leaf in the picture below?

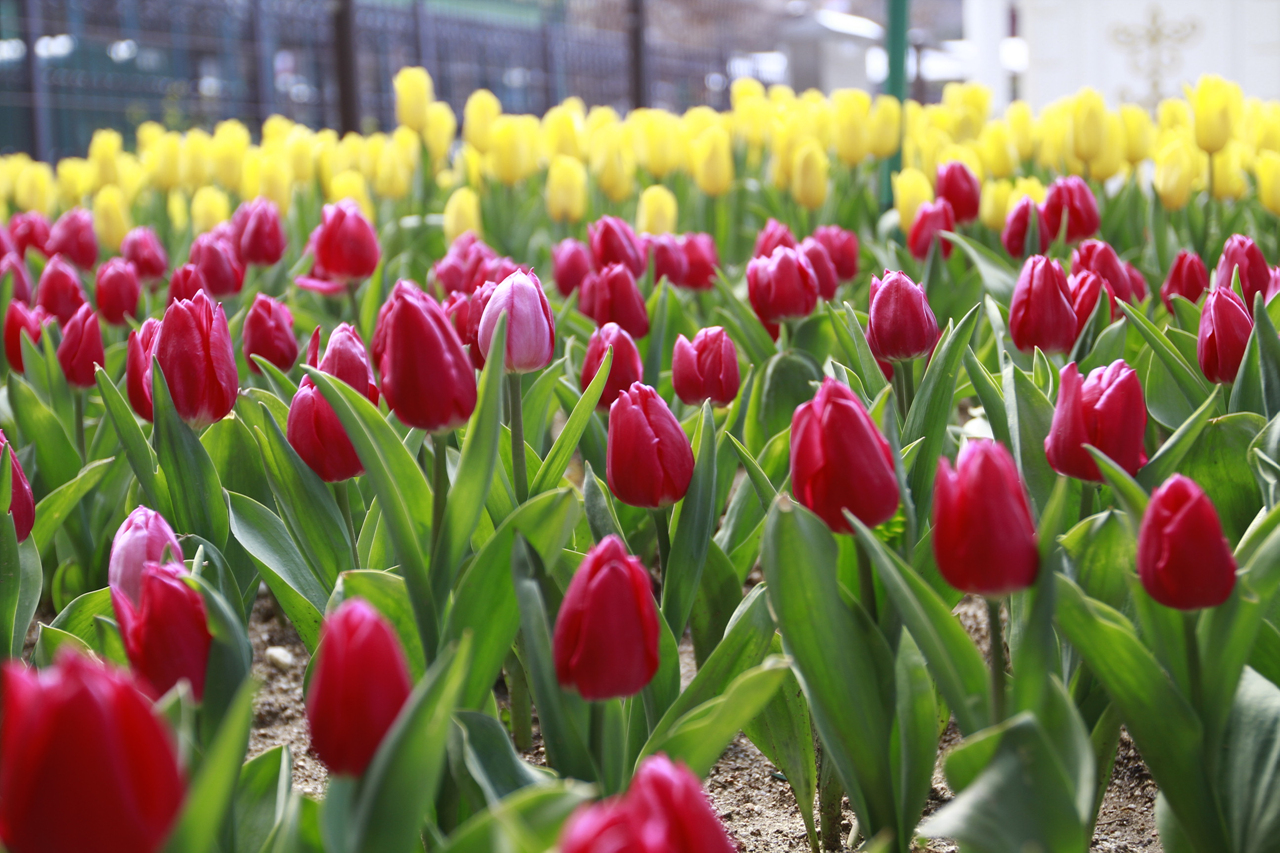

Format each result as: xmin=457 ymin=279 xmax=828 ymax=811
xmin=1084 ymin=446 xmax=1150 ymax=522
xmin=749 ymin=351 xmax=820 ymax=453
xmin=335 ymin=570 xmax=426 ymax=681
xmin=941 ymin=231 xmax=1017 ymax=301
xmin=48 ymin=587 xmax=112 ymax=642
xmin=190 ymin=572 xmax=254 ymax=745
xmin=893 ymin=630 xmax=940 ymax=845
xmin=1217 ymin=668 xmax=1280 ymax=853
xmin=1138 ymin=386 xmax=1222 ymax=491
xmin=1175 ymin=413 xmax=1266 ymax=544
xmin=1252 ymin=292 xmax=1280 ymax=421
xmin=232 ymin=745 xmax=293 ymax=853
xmin=1116 ymin=301 xmax=1211 ymax=408
xmin=689 ymin=541 xmax=743 ymax=667
xmin=829 ymin=302 xmax=888 ymax=398
xmin=530 ymin=346 xmax=612 ymax=495
xmin=521 ymin=356 xmax=566 ymax=452
xmin=251 ymin=354 xmax=300 ymax=400
xmin=150 ymin=362 xmax=229 ymax=548
xmin=713 ymin=273 xmax=776 ymax=367
xmin=726 ymin=433 xmax=777 ymax=505
xmin=661 ymin=403 xmax=717 ymax=639
xmin=643 ymin=282 xmax=669 ymax=388
xmin=963 ymin=347 xmax=1011 ymax=449
xmin=96 ymin=367 xmax=168 ymax=512
xmin=436 ymin=781 xmax=595 ymax=853
xmin=1002 ymin=357 xmax=1058 ymax=515
xmin=33 ymin=623 xmax=92 ymax=666
xmin=453 ymin=711 xmax=551 ymax=804
xmin=203 ymin=417 xmax=273 ymax=508
xmin=7 ymin=373 xmax=80 ymax=489
xmin=0 ymin=475 xmax=35 ymax=659
xmin=581 ymin=460 xmax=626 ymax=547
xmin=30 ymin=458 xmax=111 ymax=556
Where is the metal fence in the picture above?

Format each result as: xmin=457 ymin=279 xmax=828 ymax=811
xmin=0 ymin=0 xmax=728 ymax=159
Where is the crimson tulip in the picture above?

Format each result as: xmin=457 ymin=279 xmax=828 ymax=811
xmin=1072 ymin=239 xmax=1131 ymax=303
xmin=1001 ymin=196 xmax=1048 ymax=257
xmin=1198 ymin=284 xmax=1253 ymax=384
xmin=1137 ymin=474 xmax=1237 ymax=610
xmin=288 ymin=325 xmax=378 ymax=482
xmin=46 ymin=208 xmax=97 ymax=269
xmin=0 ymin=429 xmax=33 ymax=543
xmin=0 ymin=253 xmax=32 ymax=304
xmin=56 ymin=303 xmax=104 ymax=388
xmin=243 ymin=294 xmax=298 ymax=374
xmin=559 ymin=800 xmax=636 ymax=853
xmin=581 ymin=322 xmax=643 ymax=410
xmin=673 ymin=326 xmax=740 ymax=407
xmin=1045 ymin=360 xmax=1147 ymax=481
xmin=35 ymin=254 xmax=85 ymax=325
xmin=800 ymin=236 xmax=838 ymax=300
xmin=553 ymin=534 xmax=659 ymax=700
xmin=441 ymin=289 xmax=485 ymax=371
xmin=580 ymin=263 xmax=650 ymax=339
xmin=606 ymin=382 xmax=694 ymax=508
xmin=1162 ymin=250 xmax=1208 ymax=312
xmin=153 ymin=291 xmax=238 ymax=428
xmin=679 ymin=232 xmax=719 ymax=289
xmin=187 ymin=233 xmax=244 ymax=297
xmin=746 ymin=246 xmax=819 ymax=326
xmin=108 ymin=506 xmax=183 ymax=607
xmin=813 ymin=225 xmax=858 ymax=281
xmin=791 ymin=378 xmax=899 ymax=532
xmin=306 ymin=598 xmax=413 ymax=777
xmin=589 ymin=216 xmax=646 ymax=278
xmin=866 ymin=271 xmax=939 ymax=362
xmin=95 ymin=257 xmax=141 ymax=325
xmin=434 ymin=233 xmax=496 ymax=295
xmin=1068 ymin=270 xmax=1118 ymax=338
xmin=0 ymin=652 xmax=184 ymax=853
xmin=1042 ymin=175 xmax=1099 ymax=243
xmin=908 ymin=198 xmax=956 ymax=261
xmin=314 ymin=200 xmax=380 ymax=283
xmin=233 ymin=198 xmax=285 ymax=266
xmin=121 ymin=227 xmax=168 ymax=281
xmin=1009 ymin=255 xmax=1076 ymax=354
xmin=936 ymin=161 xmax=981 ymax=223
xmin=753 ymin=217 xmax=797 ymax=259
xmin=552 ymin=238 xmax=592 ymax=297
xmin=628 ymin=754 xmax=738 ymax=853
xmin=126 ymin=318 xmax=161 ymax=421
xmin=650 ymin=233 xmax=688 ymax=286
xmin=8 ymin=210 xmax=50 ymax=258
xmin=1125 ymin=262 xmax=1148 ymax=302
xmin=1217 ymin=234 xmax=1273 ymax=305
xmin=111 ymin=562 xmax=212 ymax=701
xmin=478 ymin=270 xmax=555 ymax=373
xmin=933 ymin=440 xmax=1038 ymax=595
xmin=0 ymin=224 xmax=15 ymax=259
xmin=168 ymin=263 xmax=206 ymax=303
xmin=4 ymin=302 xmax=49 ymax=373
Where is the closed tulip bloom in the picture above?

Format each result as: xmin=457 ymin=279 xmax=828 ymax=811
xmin=433 ymin=233 xmax=498 ymax=297
xmin=1072 ymin=239 xmax=1131 ymax=302
xmin=36 ymin=254 xmax=85 ymax=325
xmin=552 ymin=238 xmax=592 ymax=297
xmin=546 ymin=155 xmax=588 ymax=224
xmin=1216 ymin=234 xmax=1272 ymax=306
xmin=56 ymin=303 xmax=104 ymax=388
xmin=607 ymin=383 xmax=694 ymax=508
xmin=377 ymin=281 xmax=477 ymax=432
xmin=691 ymin=125 xmax=734 ymax=197
xmin=1009 ymin=255 xmax=1076 ymax=354
xmin=936 ymin=161 xmax=981 ymax=223
xmin=628 ymin=754 xmax=737 ymax=853
xmin=126 ymin=319 xmax=161 ymax=422
xmin=1186 ymin=74 xmax=1242 ymax=155
xmin=8 ymin=211 xmax=50 ymax=258
xmin=478 ymin=270 xmax=555 ymax=373
xmin=1154 ymin=137 xmax=1196 ymax=210
xmin=1072 ymin=88 xmax=1107 ymax=162
xmin=893 ymin=167 xmax=933 ymax=234
xmin=589 ymin=216 xmax=646 ymax=278
xmin=791 ymin=378 xmax=899 ymax=532
xmin=154 ymin=291 xmax=238 ymax=429
xmin=673 ymin=327 xmax=740 ymax=407
xmin=1001 ymin=196 xmax=1048 ymax=258
xmin=580 ymin=263 xmax=650 ymax=339
xmin=1042 ymin=176 xmax=1099 ymax=243
xmin=187 ymin=232 xmax=244 ymax=297
xmin=108 ymin=507 xmax=182 ymax=607
xmin=95 ymin=257 xmax=141 ymax=325
xmin=1125 ymin=262 xmax=1149 ymax=302
xmin=234 ymin=198 xmax=286 ymax=266
xmin=4 ymin=302 xmax=49 ymax=373
xmin=747 ymin=246 xmax=819 ymax=325
xmin=799 ymin=237 xmax=838 ymax=300
xmin=1137 ymin=474 xmax=1237 ymax=610
xmin=442 ymin=186 xmax=482 ymax=246
xmin=393 ymin=66 xmax=432 ymax=133
xmin=753 ymin=217 xmax=798 ymax=259
xmin=46 ymin=208 xmax=98 ymax=269
xmin=243 ymin=294 xmax=298 ymax=373
xmin=553 ymin=534 xmax=659 ymax=700
xmin=559 ymin=800 xmax=636 ymax=853
xmin=0 ymin=652 xmax=185 ymax=853
xmin=0 ymin=253 xmax=33 ymax=305
xmin=121 ymin=227 xmax=168 ymax=282
xmin=1120 ymin=104 xmax=1154 ymax=163
xmin=1162 ymin=250 xmax=1209 ymax=312
xmin=1257 ymin=151 xmax=1280 ymax=217
xmin=933 ymin=440 xmax=1039 ymax=596
xmin=867 ymin=271 xmax=940 ymax=362
xmin=314 ymin=200 xmax=380 ymax=283
xmin=581 ymin=323 xmax=644 ymax=410
xmin=0 ymin=430 xmax=34 ymax=543
xmin=671 ymin=233 xmax=716 ymax=291
xmin=908 ymin=198 xmax=956 ymax=261
xmin=868 ymin=94 xmax=902 ymax=158
xmin=168 ymin=263 xmax=206 ymax=303
xmin=650 ymin=233 xmax=688 ymax=287
xmin=288 ymin=325 xmax=378 ymax=482
xmin=813 ymin=225 xmax=858 ymax=281
xmin=1045 ymin=361 xmax=1148 ymax=481
xmin=791 ymin=138 xmax=829 ymax=210
xmin=1069 ymin=270 xmax=1119 ymax=337
xmin=451 ymin=281 xmax=494 ymax=371
xmin=1198 ymin=285 xmax=1253 ymax=384
xmin=636 ymin=184 xmax=678 ymax=235
xmin=93 ymin=185 xmax=130 ymax=253
xmin=111 ymin=562 xmax=212 ymax=701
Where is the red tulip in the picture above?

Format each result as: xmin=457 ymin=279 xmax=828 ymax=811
xmin=0 ymin=429 xmax=33 ymax=543
xmin=799 ymin=236 xmax=838 ymax=300
xmin=552 ymin=238 xmax=592 ymax=297
xmin=0 ymin=223 xmax=15 ymax=258
xmin=606 ymin=382 xmax=694 ymax=508
xmin=628 ymin=754 xmax=738 ymax=853
xmin=559 ymin=800 xmax=636 ymax=853
xmin=1161 ymin=250 xmax=1208 ymax=312
xmin=1216 ymin=234 xmax=1273 ymax=306
xmin=1072 ymin=239 xmax=1131 ymax=302
xmin=121 ymin=227 xmax=168 ymax=281
xmin=581 ymin=322 xmax=644 ymax=410
xmin=434 ymin=233 xmax=496 ymax=294
xmin=187 ymin=233 xmax=244 ymax=297
xmin=813 ymin=225 xmax=858 ymax=281
xmin=95 ymin=257 xmax=141 ymax=325
xmin=1137 ymin=474 xmax=1237 ymax=610
xmin=791 ymin=378 xmax=899 ymax=532
xmin=108 ymin=506 xmax=183 ymax=607
xmin=932 ymin=440 xmax=1038 ymax=596
xmin=8 ymin=211 xmax=50 ymax=259
xmin=56 ymin=303 xmax=104 ymax=388
xmin=288 ymin=325 xmax=378 ymax=483
xmin=753 ymin=217 xmax=797 ymax=259
xmin=478 ymin=270 xmax=556 ymax=373
xmin=650 ymin=233 xmax=688 ymax=287
xmin=154 ymin=291 xmax=239 ymax=428
xmin=1009 ymin=255 xmax=1076 ymax=354
xmin=589 ymin=216 xmax=646 ymax=278
xmin=243 ymin=294 xmax=297 ymax=374
xmin=0 ymin=652 xmax=184 ymax=853
xmin=111 ymin=562 xmax=212 ymax=701
xmin=234 ymin=198 xmax=286 ymax=266
xmin=553 ymin=534 xmax=659 ymax=700
xmin=35 ymin=254 xmax=85 ymax=325
xmin=441 ymin=290 xmax=485 ymax=371
xmin=126 ymin=318 xmax=161 ymax=422
xmin=306 ymin=598 xmax=413 ymax=777
xmin=1068 ymin=270 xmax=1118 ymax=338
xmin=4 ymin=301 xmax=49 ymax=373
xmin=1125 ymin=262 xmax=1148 ymax=302
xmin=1042 ymin=175 xmax=1099 ymax=243
xmin=1197 ymin=284 xmax=1253 ymax=384
xmin=46 ymin=208 xmax=98 ymax=269
xmin=679 ymin=232 xmax=720 ymax=289
xmin=376 ymin=280 xmax=477 ymax=432
xmin=866 ymin=271 xmax=939 ymax=362
xmin=580 ymin=263 xmax=650 ymax=339
xmin=746 ymin=246 xmax=819 ymax=325
xmin=0 ymin=253 xmax=32 ymax=304
xmin=1045 ymin=360 xmax=1147 ymax=481
xmin=936 ymin=161 xmax=981 ymax=223
xmin=168 ymin=263 xmax=206 ymax=303
xmin=908 ymin=198 xmax=956 ymax=261
xmin=673 ymin=326 xmax=740 ymax=407
xmin=1001 ymin=196 xmax=1048 ymax=258
xmin=314 ymin=200 xmax=381 ymax=283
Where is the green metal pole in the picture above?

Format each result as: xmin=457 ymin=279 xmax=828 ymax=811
xmin=879 ymin=0 xmax=910 ymax=211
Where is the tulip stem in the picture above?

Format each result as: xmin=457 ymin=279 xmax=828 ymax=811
xmin=891 ymin=360 xmax=914 ymax=419
xmin=505 ymin=647 xmax=533 ymax=752
xmin=347 ymin=282 xmax=361 ymax=326
xmin=818 ymin=745 xmax=846 ymax=852
xmin=988 ymin=597 xmax=1006 ymax=725
xmin=431 ymin=433 xmax=449 ymax=558
xmin=338 ymin=480 xmax=360 ymax=570
xmin=73 ymin=389 xmax=85 ymax=461
xmin=1184 ymin=611 xmax=1204 ymax=716
xmin=651 ymin=508 xmax=672 ymax=582
xmin=508 ymin=374 xmax=528 ymax=505
xmin=1079 ymin=481 xmax=1097 ymax=523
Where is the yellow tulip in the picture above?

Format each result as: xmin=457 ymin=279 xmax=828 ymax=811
xmin=424 ymin=101 xmax=458 ymax=166
xmin=1120 ymin=105 xmax=1154 ymax=163
xmin=92 ymin=185 xmax=130 ymax=251
xmin=832 ymin=89 xmax=870 ymax=165
xmin=1088 ymin=111 xmax=1125 ymax=182
xmin=586 ymin=105 xmax=620 ymax=139
xmin=979 ymin=180 xmax=1012 ymax=231
xmin=287 ymin=126 xmax=316 ymax=184
xmin=731 ymin=76 xmax=765 ymax=109
xmin=181 ymin=128 xmax=213 ymax=190
xmin=115 ymin=153 xmax=148 ymax=204
xmin=374 ymin=143 xmax=411 ymax=200
xmin=893 ymin=167 xmax=933 ymax=230
xmin=211 ymin=120 xmax=250 ymax=189
xmin=443 ymin=186 xmax=481 ymax=244
xmin=562 ymin=96 xmax=586 ymax=118
xmin=14 ymin=162 xmax=55 ymax=215
xmin=1157 ymin=98 xmax=1191 ymax=134
xmin=1072 ymin=88 xmax=1106 ymax=163
xmin=682 ymin=106 xmax=720 ymax=146
xmin=546 ymin=154 xmax=587 ymax=223
xmin=463 ymin=89 xmax=503 ymax=153
xmin=391 ymin=126 xmax=421 ymax=169
xmin=1005 ymin=100 xmax=1035 ymax=161
xmin=57 ymin=158 xmax=95 ymax=207
xmin=136 ymin=121 xmax=165 ymax=154
xmin=542 ymin=104 xmax=584 ymax=161
xmin=1254 ymin=102 xmax=1280 ymax=154
xmin=146 ymin=131 xmax=182 ymax=192
xmin=1153 ymin=137 xmax=1195 ymax=210
xmin=456 ymin=143 xmax=484 ymax=189
xmin=1211 ymin=142 xmax=1247 ymax=200
xmin=262 ymin=114 xmax=294 ymax=144
xmin=978 ymin=120 xmax=1017 ymax=179
xmin=329 ymin=170 xmax=374 ymax=220
xmin=1257 ymin=150 xmax=1280 ymax=216
xmin=733 ymin=95 xmax=771 ymax=149
xmin=1007 ymin=176 xmax=1046 ymax=213
xmin=394 ymin=66 xmax=434 ymax=134
xmin=633 ymin=110 xmax=681 ymax=179
xmin=591 ymin=124 xmax=636 ymax=203
xmin=1185 ymin=74 xmax=1242 ymax=155
xmin=487 ymin=115 xmax=535 ymax=186
xmin=191 ymin=185 xmax=231 ymax=234
xmin=942 ymin=81 xmax=990 ymax=141
xmin=240 ymin=146 xmax=264 ymax=199
xmin=691 ymin=125 xmax=733 ymax=197
xmin=791 ymin=137 xmax=829 ymax=211
xmin=88 ymin=128 xmax=122 ymax=188
xmin=636 ymin=184 xmax=677 ymax=235
xmin=360 ymin=133 xmax=387 ymax=183
xmin=251 ymin=150 xmax=294 ymax=212
xmin=768 ymin=84 xmax=795 ymax=105
xmin=937 ymin=143 xmax=984 ymax=181
xmin=868 ymin=95 xmax=902 ymax=159
xmin=167 ymin=189 xmax=189 ymax=232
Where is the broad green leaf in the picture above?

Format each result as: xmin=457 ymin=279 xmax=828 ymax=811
xmin=1084 ymin=446 xmax=1150 ymax=522
xmin=963 ymin=348 xmax=1010 ymax=448
xmin=232 ymin=745 xmax=293 ymax=853
xmin=1176 ymin=413 xmax=1266 ymax=544
xmin=29 ymin=458 xmax=111 ymax=555
xmin=203 ymin=417 xmax=273 ymax=508
xmin=7 ymin=373 xmax=80 ymax=489
xmin=1116 ymin=301 xmax=1210 ymax=408
xmin=251 ymin=354 xmax=300 ymax=400
xmin=893 ymin=630 xmax=940 ymax=846
xmin=829 ymin=302 xmax=888 ymax=398
xmin=661 ymin=403 xmax=717 ymax=639
xmin=336 ymin=570 xmax=426 ymax=681
xmin=689 ymin=541 xmax=743 ymax=666
xmin=530 ymin=347 xmax=612 ymax=495
xmin=150 ymin=362 xmax=229 ymax=548
xmin=453 ymin=711 xmax=551 ymax=804
xmin=96 ymin=367 xmax=168 ymax=512
xmin=941 ymin=231 xmax=1017 ymax=301
xmin=1003 ymin=357 xmax=1058 ymax=515
xmin=642 ymin=282 xmax=669 ymax=388
xmin=522 ymin=355 xmax=566 ymax=452
xmin=436 ymin=782 xmax=595 ymax=853
xmin=1218 ymin=668 xmax=1280 ymax=853
xmin=1138 ymin=386 xmax=1221 ymax=491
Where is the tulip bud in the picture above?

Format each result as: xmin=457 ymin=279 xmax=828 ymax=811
xmin=433 ymin=233 xmax=499 ymax=297
xmin=1072 ymin=239 xmax=1131 ymax=303
xmin=1186 ymin=74 xmax=1242 ymax=156
xmin=690 ymin=125 xmax=734 ymax=197
xmin=94 ymin=257 xmax=141 ymax=326
xmin=636 ymin=184 xmax=677 ymax=236
xmin=1154 ymin=136 xmax=1196 ymax=210
xmin=1137 ymin=474 xmax=1237 ymax=610
xmin=606 ymin=383 xmax=694 ymax=508
xmin=581 ymin=322 xmax=643 ymax=410
xmin=893 ymin=167 xmax=933 ymax=233
xmin=314 ymin=200 xmax=380 ymax=283
xmin=453 ymin=282 xmax=493 ymax=371
xmin=8 ymin=211 xmax=50 ymax=258
xmin=154 ymin=291 xmax=238 ymax=428
xmin=589 ymin=216 xmax=646 ymax=278
xmin=234 ymin=198 xmax=286 ymax=267
xmin=791 ymin=378 xmax=899 ymax=532
xmin=799 ymin=237 xmax=838 ymax=300
xmin=546 ymin=155 xmax=588 ymax=224
xmin=108 ymin=506 xmax=183 ymax=608
xmin=35 ymin=254 xmax=86 ymax=325
xmin=553 ymin=534 xmax=659 ymax=700
xmin=243 ymin=294 xmax=298 ymax=374
xmin=580 ymin=263 xmax=650 ymax=339
xmin=1069 ymin=270 xmax=1119 ymax=338
xmin=933 ymin=440 xmax=1038 ymax=596
xmin=93 ymin=185 xmax=130 ymax=252
xmin=1198 ymin=284 xmax=1253 ymax=384
xmin=559 ymin=801 xmax=635 ymax=853
xmin=867 ymin=271 xmax=940 ymax=362
xmin=908 ymin=198 xmax=956 ymax=261
xmin=1125 ymin=261 xmax=1149 ymax=302
xmin=478 ymin=270 xmax=555 ymax=373
xmin=393 ymin=66 xmax=432 ymax=133
xmin=168 ymin=262 xmax=207 ymax=303
xmin=0 ymin=653 xmax=185 ymax=853
xmin=752 ymin=217 xmax=797 ymax=259
xmin=4 ymin=302 xmax=49 ymax=374
xmin=1042 ymin=176 xmax=1099 ymax=243
xmin=791 ymin=138 xmax=829 ymax=210
xmin=1216 ymin=234 xmax=1273 ymax=306
xmin=376 ymin=281 xmax=477 ymax=432
xmin=1009 ymin=255 xmax=1076 ymax=354
xmin=0 ymin=429 xmax=34 ymax=543
xmin=812 ymin=225 xmax=859 ymax=281
xmin=552 ymin=238 xmax=592 ymax=297
xmin=1001 ymin=195 xmax=1048 ymax=258
xmin=1045 ymin=361 xmax=1148 ymax=481
xmin=628 ymin=754 xmax=738 ymax=853
xmin=111 ymin=562 xmax=213 ymax=701
xmin=56 ymin=303 xmax=105 ymax=389
xmin=0 ymin=252 xmax=33 ymax=305
xmin=46 ymin=208 xmax=98 ymax=269
xmin=673 ymin=326 xmax=740 ymax=407
xmin=1072 ymin=88 xmax=1106 ymax=162
xmin=678 ymin=233 xmax=719 ymax=290
xmin=936 ymin=161 xmax=981 ymax=223
xmin=126 ymin=318 xmax=161 ymax=422
xmin=187 ymin=232 xmax=244 ymax=297
xmin=306 ymin=598 xmax=413 ymax=777
xmin=288 ymin=325 xmax=378 ymax=482
xmin=443 ymin=187 xmax=482 ymax=246
xmin=640 ymin=234 xmax=681 ymax=289
xmin=1161 ymin=250 xmax=1209 ymax=312
xmin=121 ymin=226 xmax=169 ymax=281
xmin=746 ymin=246 xmax=819 ymax=326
